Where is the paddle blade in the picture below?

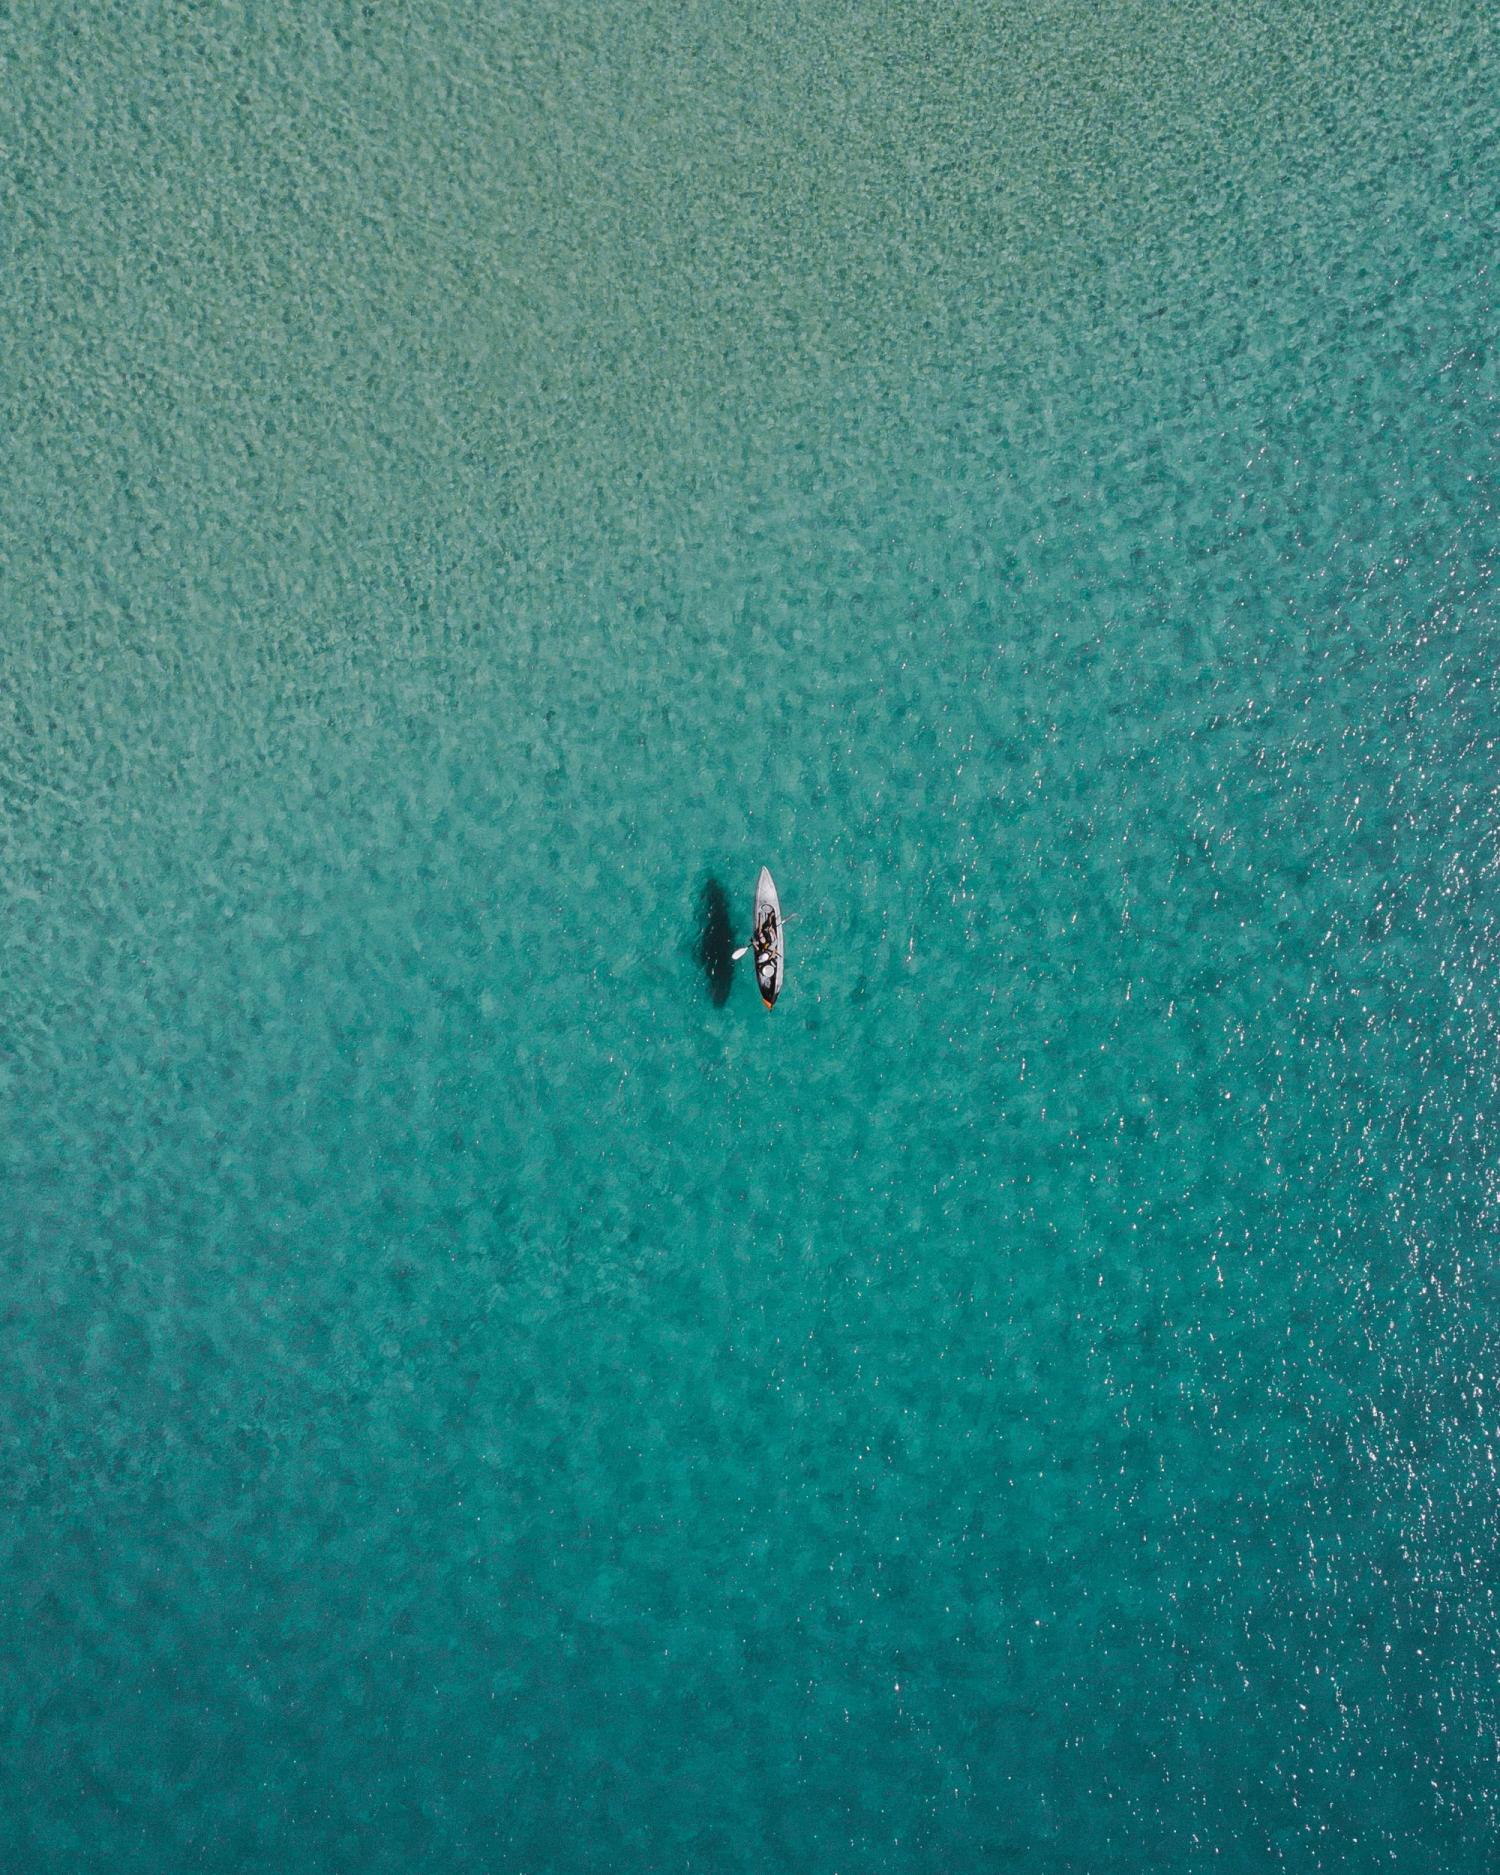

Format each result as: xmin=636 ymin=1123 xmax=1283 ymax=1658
xmin=731 ymin=946 xmax=750 ymax=961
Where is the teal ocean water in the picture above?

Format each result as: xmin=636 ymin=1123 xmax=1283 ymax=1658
xmin=3 ymin=3 xmax=1497 ymax=1869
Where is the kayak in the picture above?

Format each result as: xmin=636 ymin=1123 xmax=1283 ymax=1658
xmin=752 ymin=866 xmax=784 ymax=1009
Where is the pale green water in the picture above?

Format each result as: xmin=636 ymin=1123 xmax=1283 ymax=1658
xmin=2 ymin=3 xmax=1497 ymax=1870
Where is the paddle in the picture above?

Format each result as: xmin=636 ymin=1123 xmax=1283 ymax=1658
xmin=731 ymin=915 xmax=796 ymax=962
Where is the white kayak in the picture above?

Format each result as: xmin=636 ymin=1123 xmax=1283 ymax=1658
xmin=752 ymin=866 xmax=784 ymax=1009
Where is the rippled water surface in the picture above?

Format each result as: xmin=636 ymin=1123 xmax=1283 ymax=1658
xmin=3 ymin=3 xmax=1497 ymax=1870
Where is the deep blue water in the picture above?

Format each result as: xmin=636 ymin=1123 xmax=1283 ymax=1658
xmin=2 ymin=3 xmax=1497 ymax=1870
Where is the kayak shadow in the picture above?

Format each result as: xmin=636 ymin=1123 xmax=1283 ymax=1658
xmin=695 ymin=876 xmax=736 ymax=1007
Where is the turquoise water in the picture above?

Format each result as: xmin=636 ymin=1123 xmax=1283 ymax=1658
xmin=3 ymin=2 xmax=1497 ymax=1869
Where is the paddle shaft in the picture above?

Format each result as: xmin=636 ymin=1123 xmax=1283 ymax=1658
xmin=732 ymin=914 xmax=795 ymax=962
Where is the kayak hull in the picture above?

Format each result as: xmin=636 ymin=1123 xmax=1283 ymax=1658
xmin=753 ymin=867 xmax=784 ymax=1008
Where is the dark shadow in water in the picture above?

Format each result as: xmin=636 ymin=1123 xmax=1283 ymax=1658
xmin=696 ymin=876 xmax=736 ymax=1007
